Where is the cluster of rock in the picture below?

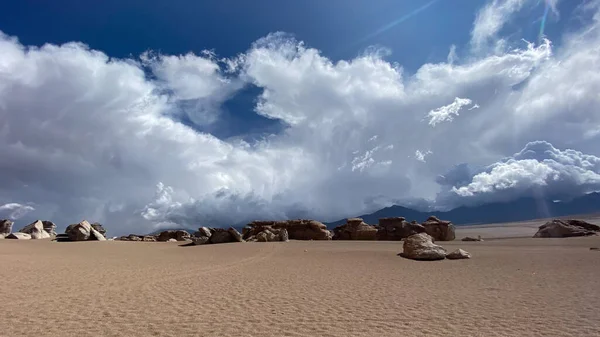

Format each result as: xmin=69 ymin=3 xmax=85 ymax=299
xmin=333 ymin=216 xmax=456 ymax=242
xmin=333 ymin=218 xmax=377 ymax=240
xmin=244 ymin=220 xmax=332 ymax=241
xmin=118 ymin=234 xmax=158 ymax=242
xmin=57 ymin=220 xmax=107 ymax=241
xmin=533 ymin=219 xmax=600 ymax=238
xmin=242 ymin=225 xmax=289 ymax=242
xmin=400 ymin=233 xmax=471 ymax=261
xmin=0 ymin=219 xmax=57 ymax=240
xmin=191 ymin=227 xmax=244 ymax=245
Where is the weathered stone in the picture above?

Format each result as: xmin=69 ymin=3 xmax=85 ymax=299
xmin=191 ymin=236 xmax=210 ymax=245
xmin=90 ymin=223 xmax=107 ymax=236
xmin=244 ymin=219 xmax=332 ymax=241
xmin=446 ymin=249 xmax=471 ymax=259
xmin=209 ymin=228 xmax=234 ymax=244
xmin=167 ymin=238 xmax=177 ymax=242
xmin=422 ymin=216 xmax=456 ymax=241
xmin=0 ymin=219 xmax=12 ymax=238
xmin=533 ymin=219 xmax=600 ymax=238
xmin=256 ymin=232 xmax=269 ymax=242
xmin=157 ymin=230 xmax=191 ymax=242
xmin=228 ymin=227 xmax=244 ymax=242
xmin=19 ymin=220 xmax=51 ymax=239
xmin=142 ymin=236 xmax=156 ymax=242
xmin=400 ymin=233 xmax=446 ymax=261
xmin=279 ymin=228 xmax=289 ymax=242
xmin=333 ymin=218 xmax=378 ymax=240
xmin=41 ymin=221 xmax=57 ymax=236
xmin=90 ymin=228 xmax=107 ymax=241
xmin=195 ymin=227 xmax=212 ymax=238
xmin=6 ymin=232 xmax=31 ymax=240
xmin=462 ymin=236 xmax=483 ymax=242
xmin=66 ymin=220 xmax=93 ymax=241
xmin=376 ymin=217 xmax=425 ymax=241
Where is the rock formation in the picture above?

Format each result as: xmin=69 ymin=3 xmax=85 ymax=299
xmin=6 ymin=232 xmax=31 ymax=240
xmin=157 ymin=230 xmax=191 ymax=242
xmin=400 ymin=233 xmax=447 ymax=261
xmin=191 ymin=227 xmax=244 ymax=245
xmin=91 ymin=222 xmax=107 ymax=236
xmin=376 ymin=217 xmax=425 ymax=241
xmin=421 ymin=216 xmax=456 ymax=241
xmin=19 ymin=220 xmax=51 ymax=239
xmin=1 ymin=219 xmax=14 ymax=238
xmin=446 ymin=249 xmax=471 ymax=259
xmin=533 ymin=219 xmax=600 ymax=238
xmin=65 ymin=220 xmax=107 ymax=241
xmin=462 ymin=236 xmax=483 ymax=242
xmin=245 ymin=220 xmax=332 ymax=241
xmin=42 ymin=221 xmax=57 ymax=237
xmin=333 ymin=218 xmax=377 ymax=240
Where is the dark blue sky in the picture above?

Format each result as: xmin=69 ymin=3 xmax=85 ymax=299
xmin=0 ymin=0 xmax=579 ymax=139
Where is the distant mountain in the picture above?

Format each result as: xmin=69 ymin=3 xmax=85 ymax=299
xmin=324 ymin=192 xmax=600 ymax=228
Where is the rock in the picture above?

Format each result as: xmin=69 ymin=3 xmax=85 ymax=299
xmin=228 ymin=227 xmax=244 ymax=242
xmin=66 ymin=220 xmax=93 ymax=241
xmin=195 ymin=227 xmax=212 ymax=238
xmin=19 ymin=220 xmax=51 ymax=239
xmin=533 ymin=219 xmax=600 ymax=238
xmin=209 ymin=228 xmax=235 ymax=244
xmin=422 ymin=216 xmax=456 ymax=241
xmin=400 ymin=233 xmax=447 ymax=261
xmin=279 ymin=228 xmax=289 ymax=242
xmin=41 ymin=221 xmax=57 ymax=237
xmin=90 ymin=223 xmax=107 ymax=236
xmin=90 ymin=228 xmax=106 ymax=241
xmin=446 ymin=249 xmax=471 ymax=259
xmin=256 ymin=232 xmax=269 ymax=242
xmin=376 ymin=217 xmax=426 ymax=241
xmin=157 ymin=230 xmax=191 ymax=242
xmin=462 ymin=236 xmax=483 ymax=242
xmin=244 ymin=219 xmax=332 ymax=241
xmin=142 ymin=236 xmax=156 ymax=242
xmin=6 ymin=232 xmax=31 ymax=240
xmin=0 ymin=219 xmax=13 ymax=238
xmin=590 ymin=247 xmax=600 ymax=251
xmin=333 ymin=218 xmax=378 ymax=240
xmin=191 ymin=236 xmax=210 ymax=245
xmin=167 ymin=238 xmax=177 ymax=242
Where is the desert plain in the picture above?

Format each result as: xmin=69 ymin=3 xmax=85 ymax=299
xmin=1 ymin=217 xmax=600 ymax=337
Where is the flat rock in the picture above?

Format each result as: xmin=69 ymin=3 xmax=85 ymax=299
xmin=534 ymin=219 xmax=600 ymax=238
xmin=446 ymin=249 xmax=471 ymax=259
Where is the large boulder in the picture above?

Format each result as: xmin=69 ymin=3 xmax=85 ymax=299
xmin=244 ymin=219 xmax=332 ymax=241
xmin=91 ymin=223 xmax=107 ymax=236
xmin=66 ymin=220 xmax=93 ymax=241
xmin=333 ymin=218 xmax=377 ymax=240
xmin=228 ymin=227 xmax=244 ymax=242
xmin=157 ymin=230 xmax=191 ymax=242
xmin=209 ymin=228 xmax=235 ymax=244
xmin=533 ymin=219 xmax=600 ymax=238
xmin=376 ymin=218 xmax=425 ymax=241
xmin=191 ymin=236 xmax=210 ymax=245
xmin=6 ymin=232 xmax=31 ymax=240
xmin=421 ymin=216 xmax=456 ymax=241
xmin=279 ymin=228 xmax=289 ymax=242
xmin=0 ymin=219 xmax=13 ymax=238
xmin=194 ymin=227 xmax=212 ymax=238
xmin=19 ymin=220 xmax=51 ymax=239
xmin=400 ymin=233 xmax=447 ymax=261
xmin=90 ymin=228 xmax=107 ymax=241
xmin=41 ymin=221 xmax=57 ymax=237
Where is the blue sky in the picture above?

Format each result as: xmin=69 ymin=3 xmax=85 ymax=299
xmin=1 ymin=0 xmax=599 ymax=233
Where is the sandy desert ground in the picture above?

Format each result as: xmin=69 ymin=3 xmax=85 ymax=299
xmin=2 ymin=219 xmax=600 ymax=337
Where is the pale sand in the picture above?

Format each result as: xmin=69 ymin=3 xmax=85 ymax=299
xmin=2 ymin=224 xmax=600 ymax=337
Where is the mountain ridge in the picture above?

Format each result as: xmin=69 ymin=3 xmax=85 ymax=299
xmin=323 ymin=192 xmax=600 ymax=228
